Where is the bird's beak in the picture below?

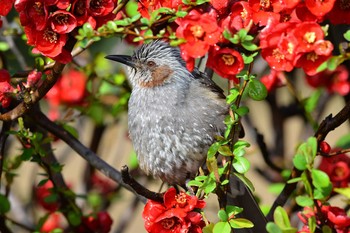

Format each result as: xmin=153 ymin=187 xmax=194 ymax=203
xmin=105 ymin=55 xmax=136 ymax=68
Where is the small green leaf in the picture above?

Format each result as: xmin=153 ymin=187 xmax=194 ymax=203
xmin=226 ymin=205 xmax=243 ymax=217
xmin=334 ymin=187 xmax=350 ymax=199
xmin=241 ymin=41 xmax=259 ymax=51
xmin=0 ymin=194 xmax=10 ymax=214
xmin=67 ymin=211 xmax=82 ymax=226
xmin=311 ymin=169 xmax=330 ymax=189
xmin=213 ymin=222 xmax=231 ymax=233
xmin=344 ymin=30 xmax=350 ymax=41
xmin=335 ymin=133 xmax=350 ymax=148
xmin=226 ymin=88 xmax=240 ymax=104
xmin=268 ymin=183 xmax=285 ymax=194
xmin=62 ymin=124 xmax=79 ymax=139
xmin=327 ymin=56 xmax=339 ymax=71
xmin=274 ymin=206 xmax=291 ymax=228
xmin=266 ymin=222 xmax=283 ymax=233
xmin=308 ymin=216 xmax=316 ymax=233
xmin=0 ymin=42 xmax=9 ymax=51
xmin=218 ymin=209 xmax=228 ymax=221
xmin=203 ymin=223 xmax=215 ymax=233
xmin=236 ymin=106 xmax=249 ymax=116
xmin=293 ymin=153 xmax=307 ymax=170
xmin=247 ymin=79 xmax=267 ymax=101
xmin=218 ymin=145 xmax=233 ymax=156
xmin=229 ymin=218 xmax=254 ymax=228
xmin=207 ymin=142 xmax=221 ymax=158
xmin=295 ymin=196 xmax=314 ymax=207
xmin=234 ymin=173 xmax=255 ymax=192
xmin=305 ymin=90 xmax=321 ymax=113
xmin=233 ymin=156 xmax=250 ymax=174
xmin=287 ymin=177 xmax=303 ymax=184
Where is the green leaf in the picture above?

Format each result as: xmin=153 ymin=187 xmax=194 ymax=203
xmin=233 ymin=140 xmax=250 ymax=157
xmin=236 ymin=106 xmax=249 ymax=116
xmin=218 ymin=209 xmax=228 ymax=221
xmin=344 ymin=30 xmax=350 ymax=41
xmin=0 ymin=194 xmax=10 ymax=214
xmin=233 ymin=157 xmax=250 ymax=174
xmin=305 ymin=90 xmax=321 ymax=113
xmin=295 ymin=196 xmax=314 ymax=207
xmin=311 ymin=169 xmax=330 ymax=189
xmin=308 ymin=216 xmax=316 ymax=233
xmin=266 ymin=222 xmax=283 ymax=233
xmin=213 ymin=222 xmax=231 ymax=233
xmin=207 ymin=142 xmax=221 ymax=158
xmin=229 ymin=218 xmax=254 ymax=228
xmin=226 ymin=88 xmax=240 ymax=104
xmin=226 ymin=205 xmax=243 ymax=217
xmin=241 ymin=41 xmax=259 ymax=51
xmin=234 ymin=173 xmax=255 ymax=192
xmin=334 ymin=187 xmax=350 ymax=199
xmin=67 ymin=211 xmax=82 ymax=226
xmin=274 ymin=206 xmax=291 ymax=228
xmin=0 ymin=42 xmax=9 ymax=51
xmin=62 ymin=124 xmax=79 ymax=139
xmin=322 ymin=225 xmax=333 ymax=233
xmin=203 ymin=223 xmax=215 ymax=233
xmin=268 ymin=183 xmax=285 ymax=194
xmin=218 ymin=145 xmax=233 ymax=156
xmin=287 ymin=177 xmax=302 ymax=184
xmin=327 ymin=56 xmax=339 ymax=71
xmin=247 ymin=79 xmax=267 ymax=101
xmin=242 ymin=52 xmax=259 ymax=64
xmin=125 ymin=0 xmax=138 ymax=17
xmin=292 ymin=153 xmax=307 ymax=171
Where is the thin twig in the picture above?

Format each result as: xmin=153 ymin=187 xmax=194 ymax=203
xmin=28 ymin=108 xmax=147 ymax=203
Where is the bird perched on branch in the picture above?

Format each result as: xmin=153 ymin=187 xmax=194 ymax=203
xmin=106 ymin=40 xmax=267 ymax=233
xmin=105 ymin=40 xmax=227 ymax=185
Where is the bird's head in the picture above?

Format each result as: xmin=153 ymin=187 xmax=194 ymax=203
xmin=105 ymin=40 xmax=188 ymax=89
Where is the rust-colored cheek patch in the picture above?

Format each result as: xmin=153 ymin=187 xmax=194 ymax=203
xmin=140 ymin=65 xmax=173 ymax=88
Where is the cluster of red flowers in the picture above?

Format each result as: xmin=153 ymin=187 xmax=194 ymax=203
xmin=138 ymin=0 xmax=348 ymax=81
xmin=45 ymin=68 xmax=87 ymax=120
xmin=319 ymin=152 xmax=350 ymax=189
xmin=142 ymin=187 xmax=206 ymax=233
xmin=298 ymin=204 xmax=350 ymax=233
xmin=10 ymin=0 xmax=118 ymax=63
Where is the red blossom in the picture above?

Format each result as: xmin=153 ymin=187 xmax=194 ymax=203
xmin=219 ymin=1 xmax=253 ymax=34
xmin=26 ymin=70 xmax=42 ymax=87
xmin=322 ymin=205 xmax=350 ymax=228
xmin=41 ymin=212 xmax=63 ymax=233
xmin=15 ymin=0 xmax=50 ymax=31
xmin=143 ymin=187 xmax=206 ymax=233
xmin=296 ymin=52 xmax=331 ymax=76
xmin=306 ymin=65 xmax=350 ymax=96
xmin=0 ymin=69 xmax=13 ymax=108
xmin=260 ymin=69 xmax=285 ymax=92
xmin=88 ymin=0 xmax=116 ymax=17
xmin=318 ymin=152 xmax=350 ymax=188
xmin=291 ymin=22 xmax=325 ymax=53
xmin=305 ymin=0 xmax=336 ymax=17
xmin=50 ymin=10 xmax=77 ymax=34
xmin=35 ymin=180 xmax=59 ymax=212
xmin=79 ymin=211 xmax=113 ymax=233
xmin=207 ymin=46 xmax=244 ymax=80
xmin=176 ymin=10 xmax=222 ymax=58
xmin=0 ymin=0 xmax=15 ymax=16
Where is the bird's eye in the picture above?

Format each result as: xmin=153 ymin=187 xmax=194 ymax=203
xmin=146 ymin=61 xmax=156 ymax=67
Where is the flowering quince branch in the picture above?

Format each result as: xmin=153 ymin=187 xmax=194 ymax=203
xmin=267 ymin=100 xmax=350 ymax=221
xmin=28 ymin=108 xmax=147 ymax=203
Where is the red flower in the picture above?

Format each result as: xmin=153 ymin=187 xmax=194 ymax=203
xmin=207 ymin=46 xmax=244 ymax=80
xmin=88 ymin=0 xmax=116 ymax=17
xmin=322 ymin=205 xmax=350 ymax=228
xmin=219 ymin=1 xmax=253 ymax=34
xmin=305 ymin=0 xmax=336 ymax=17
xmin=15 ymin=0 xmax=50 ymax=31
xmin=291 ymin=22 xmax=325 ymax=53
xmin=72 ymin=0 xmax=96 ymax=27
xmin=296 ymin=52 xmax=331 ymax=76
xmin=142 ymin=187 xmax=206 ymax=233
xmin=318 ymin=152 xmax=350 ymax=188
xmin=0 ymin=0 xmax=15 ymax=16
xmin=176 ymin=10 xmax=222 ymax=58
xmin=26 ymin=70 xmax=42 ymax=87
xmin=138 ymin=0 xmax=183 ymax=18
xmin=79 ymin=211 xmax=113 ymax=233
xmin=41 ymin=212 xmax=63 ymax=233
xmin=260 ymin=69 xmax=285 ymax=92
xmin=306 ymin=65 xmax=350 ymax=96
xmin=0 ymin=69 xmax=13 ymax=108
xmin=50 ymin=10 xmax=77 ymax=34
xmin=35 ymin=180 xmax=59 ymax=212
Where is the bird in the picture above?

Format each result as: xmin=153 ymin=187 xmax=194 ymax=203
xmin=105 ymin=40 xmax=227 ymax=185
xmin=106 ymin=40 xmax=268 ymax=233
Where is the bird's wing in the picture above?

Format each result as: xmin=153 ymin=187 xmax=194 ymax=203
xmin=191 ymin=68 xmax=226 ymax=99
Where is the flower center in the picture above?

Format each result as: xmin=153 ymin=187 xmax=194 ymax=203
xmin=304 ymin=32 xmax=316 ymax=44
xmin=241 ymin=9 xmax=248 ymax=20
xmin=34 ymin=2 xmax=44 ymax=15
xmin=74 ymin=0 xmax=86 ymax=15
xmin=90 ymin=0 xmax=104 ymax=9
xmin=43 ymin=29 xmax=58 ymax=43
xmin=55 ymin=14 xmax=69 ymax=25
xmin=340 ymin=0 xmax=350 ymax=9
xmin=260 ymin=0 xmax=272 ymax=10
xmin=306 ymin=52 xmax=318 ymax=62
xmin=161 ymin=218 xmax=176 ymax=229
xmin=190 ymin=25 xmax=205 ymax=39
xmin=334 ymin=166 xmax=346 ymax=178
xmin=272 ymin=48 xmax=285 ymax=61
xmin=175 ymin=193 xmax=187 ymax=207
xmin=222 ymin=54 xmax=235 ymax=65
